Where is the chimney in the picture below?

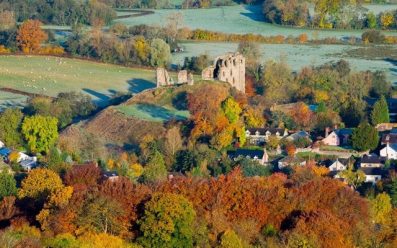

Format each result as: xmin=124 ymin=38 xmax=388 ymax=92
xmin=334 ymin=124 xmax=338 ymax=130
xmin=325 ymin=127 xmax=330 ymax=137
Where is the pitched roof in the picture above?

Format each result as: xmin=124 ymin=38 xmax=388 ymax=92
xmin=360 ymin=155 xmax=386 ymax=164
xmin=287 ymin=131 xmax=311 ymax=141
xmin=359 ymin=167 xmax=387 ymax=176
xmin=247 ymin=128 xmax=286 ymax=136
xmin=0 ymin=148 xmax=11 ymax=157
xmin=323 ymin=158 xmax=350 ymax=167
xmin=228 ymin=149 xmax=264 ymax=159
xmin=334 ymin=129 xmax=353 ymax=136
xmin=381 ymin=133 xmax=397 ymax=144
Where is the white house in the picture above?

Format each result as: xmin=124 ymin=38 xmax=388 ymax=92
xmin=17 ymin=152 xmax=37 ymax=171
xmin=228 ymin=148 xmax=269 ymax=165
xmin=278 ymin=156 xmax=306 ymax=169
xmin=322 ymin=128 xmax=352 ymax=146
xmin=245 ymin=128 xmax=288 ymax=146
xmin=380 ymin=143 xmax=397 ymax=160
xmin=360 ymin=155 xmax=385 ymax=168
xmin=326 ymin=158 xmax=349 ymax=172
xmin=360 ymin=168 xmax=385 ymax=184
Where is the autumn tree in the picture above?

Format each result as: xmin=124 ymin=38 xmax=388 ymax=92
xmin=370 ymin=193 xmax=392 ymax=225
xmin=64 ymin=163 xmax=101 ymax=187
xmin=165 ymin=126 xmax=183 ymax=158
xmin=222 ymin=97 xmax=242 ymax=124
xmin=138 ymin=193 xmax=196 ymax=248
xmin=17 ymin=20 xmax=48 ymax=53
xmin=351 ymin=122 xmax=379 ymax=152
xmin=290 ymin=102 xmax=314 ymax=130
xmin=21 ymin=115 xmax=58 ymax=154
xmin=371 ymin=96 xmax=389 ymax=125
xmin=0 ymin=11 xmax=16 ymax=30
xmin=76 ymin=194 xmax=128 ymax=236
xmin=218 ymin=230 xmax=245 ymax=248
xmin=18 ymin=168 xmax=63 ymax=201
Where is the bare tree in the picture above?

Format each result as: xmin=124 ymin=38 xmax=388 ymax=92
xmin=165 ymin=126 xmax=183 ymax=157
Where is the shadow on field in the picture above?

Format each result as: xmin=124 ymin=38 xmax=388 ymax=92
xmin=240 ymin=5 xmax=266 ymax=22
xmin=136 ymin=104 xmax=186 ymax=121
xmin=83 ymin=88 xmax=111 ymax=102
xmin=127 ymin=79 xmax=156 ymax=94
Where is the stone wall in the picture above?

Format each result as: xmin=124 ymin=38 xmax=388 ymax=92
xmin=202 ymin=53 xmax=245 ymax=93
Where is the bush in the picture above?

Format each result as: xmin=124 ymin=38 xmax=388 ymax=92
xmin=362 ymin=30 xmax=385 ymax=44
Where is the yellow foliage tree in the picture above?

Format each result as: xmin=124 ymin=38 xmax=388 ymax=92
xmin=380 ymin=12 xmax=394 ymax=29
xmin=18 ymin=168 xmax=63 ymax=200
xmin=78 ymin=232 xmax=137 ymax=248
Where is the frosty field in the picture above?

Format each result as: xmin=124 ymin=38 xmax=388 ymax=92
xmin=172 ymin=42 xmax=397 ymax=85
xmin=114 ymin=4 xmax=397 ymax=39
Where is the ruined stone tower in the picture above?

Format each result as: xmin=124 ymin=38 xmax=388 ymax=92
xmin=202 ymin=53 xmax=246 ymax=93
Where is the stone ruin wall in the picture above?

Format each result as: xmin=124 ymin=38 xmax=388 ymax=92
xmin=202 ymin=53 xmax=245 ymax=93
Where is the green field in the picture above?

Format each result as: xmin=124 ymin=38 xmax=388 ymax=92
xmin=0 ymin=56 xmax=157 ymax=106
xmin=117 ymin=103 xmax=189 ymax=122
xmin=114 ymin=4 xmax=397 ymax=39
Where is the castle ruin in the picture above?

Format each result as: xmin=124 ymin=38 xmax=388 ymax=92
xmin=156 ymin=68 xmax=194 ymax=87
xmin=201 ymin=53 xmax=246 ymax=93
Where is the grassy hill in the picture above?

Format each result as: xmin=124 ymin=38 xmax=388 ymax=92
xmin=0 ymin=55 xmax=158 ymax=107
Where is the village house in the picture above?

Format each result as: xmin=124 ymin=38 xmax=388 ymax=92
xmin=325 ymin=158 xmax=350 ymax=172
xmin=285 ymin=131 xmax=311 ymax=143
xmin=381 ymin=132 xmax=397 ymax=145
xmin=380 ymin=143 xmax=397 ymax=160
xmin=228 ymin=148 xmax=269 ymax=165
xmin=321 ymin=127 xmax=353 ymax=146
xmin=278 ymin=156 xmax=306 ymax=169
xmin=245 ymin=128 xmax=288 ymax=146
xmin=361 ymin=167 xmax=386 ymax=184
xmin=359 ymin=154 xmax=386 ymax=168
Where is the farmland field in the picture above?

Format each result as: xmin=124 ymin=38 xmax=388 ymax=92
xmin=0 ymin=56 xmax=157 ymax=107
xmin=114 ymin=4 xmax=397 ymax=39
xmin=172 ymin=42 xmax=397 ymax=85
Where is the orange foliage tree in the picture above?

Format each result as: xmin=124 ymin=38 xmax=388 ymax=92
xmin=17 ymin=20 xmax=48 ymax=54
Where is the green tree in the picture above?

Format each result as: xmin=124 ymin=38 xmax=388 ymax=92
xmin=371 ymin=71 xmax=390 ymax=98
xmin=0 ymin=171 xmax=17 ymax=200
xmin=371 ymin=96 xmax=389 ymax=125
xmin=338 ymin=167 xmax=366 ymax=190
xmin=139 ymin=193 xmax=196 ymax=248
xmin=218 ymin=230 xmax=244 ymax=248
xmin=351 ymin=122 xmax=379 ymax=152
xmin=366 ymin=12 xmax=377 ymax=29
xmin=21 ymin=115 xmax=59 ymax=154
xmin=141 ymin=151 xmax=167 ymax=183
xmin=0 ymin=108 xmax=24 ymax=148
xmin=222 ymin=97 xmax=242 ymax=124
xmin=150 ymin=38 xmax=171 ymax=67
xmin=385 ymin=179 xmax=397 ymax=207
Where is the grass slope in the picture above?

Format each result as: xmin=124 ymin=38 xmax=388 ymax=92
xmin=0 ymin=55 xmax=157 ymax=106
